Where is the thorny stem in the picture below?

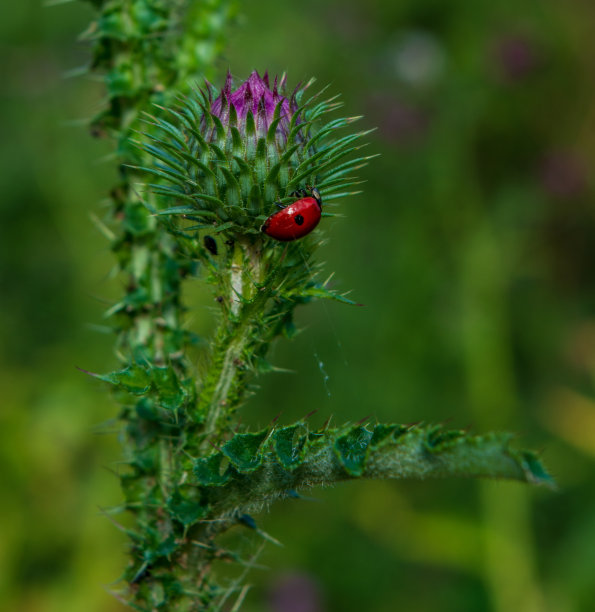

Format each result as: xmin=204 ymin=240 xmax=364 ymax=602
xmin=199 ymin=238 xmax=267 ymax=445
xmin=199 ymin=326 xmax=251 ymax=442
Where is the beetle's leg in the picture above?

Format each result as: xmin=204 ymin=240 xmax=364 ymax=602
xmin=275 ymin=201 xmax=285 ymax=209
xmin=310 ymin=187 xmax=322 ymax=207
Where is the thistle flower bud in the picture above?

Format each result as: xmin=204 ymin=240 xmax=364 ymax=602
xmin=139 ymin=70 xmax=373 ymax=236
xmin=208 ymin=71 xmax=296 ymax=148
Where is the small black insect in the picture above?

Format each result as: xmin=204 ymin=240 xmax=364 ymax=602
xmin=204 ymin=235 xmax=218 ymax=256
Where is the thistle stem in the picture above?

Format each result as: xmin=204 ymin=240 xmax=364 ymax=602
xmin=198 ymin=323 xmax=251 ymax=443
xmin=199 ymin=238 xmax=267 ymax=444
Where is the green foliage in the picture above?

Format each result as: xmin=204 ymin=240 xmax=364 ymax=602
xmin=195 ymin=423 xmax=552 ymax=511
xmin=82 ymin=0 xmax=237 ymax=140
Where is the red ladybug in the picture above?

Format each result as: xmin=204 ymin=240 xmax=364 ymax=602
xmin=262 ymin=187 xmax=322 ymax=241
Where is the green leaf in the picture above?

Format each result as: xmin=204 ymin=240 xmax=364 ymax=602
xmin=300 ymin=285 xmax=359 ymax=305
xmin=313 ymin=142 xmax=372 ymax=183
xmin=133 ymin=165 xmax=192 ymax=189
xmin=425 ymin=426 xmax=467 ymax=452
xmin=231 ymin=126 xmax=244 ymax=155
xmin=200 ymin=423 xmax=553 ymax=514
xmin=212 ymin=221 xmax=236 ymax=233
xmin=164 ymin=106 xmax=208 ymax=150
xmin=135 ymin=398 xmax=160 ymax=422
xmin=152 ymin=187 xmax=224 ymax=209
xmin=144 ymin=533 xmax=178 ymax=563
xmin=99 ymin=365 xmax=152 ymax=394
xmin=266 ymin=100 xmax=285 ymax=145
xmin=143 ymin=114 xmax=189 ymax=151
xmin=228 ymin=102 xmax=238 ymax=128
xmin=292 ymin=133 xmax=368 ymax=184
xmin=265 ymin=161 xmax=282 ymax=185
xmin=122 ymin=202 xmax=153 ymax=236
xmin=151 ymin=366 xmax=187 ymax=411
xmin=274 ymin=423 xmax=309 ymax=470
xmin=334 ymin=426 xmax=374 ymax=476
xmin=255 ymin=138 xmax=268 ymax=183
xmin=139 ymin=141 xmax=188 ymax=175
xmin=132 ymin=445 xmax=159 ymax=473
xmin=233 ymin=154 xmax=252 ymax=174
xmin=154 ymin=205 xmax=198 ymax=215
xmin=194 ymin=453 xmax=232 ymax=486
xmin=207 ymin=142 xmax=226 ymax=162
xmin=513 ymin=450 xmax=556 ymax=486
xmin=219 ymin=166 xmax=242 ymax=206
xmin=245 ymin=110 xmax=256 ymax=139
xmin=318 ymin=179 xmax=366 ymax=194
xmin=177 ymin=151 xmax=218 ymax=181
xmin=322 ymin=191 xmax=363 ymax=202
xmin=167 ymin=490 xmax=207 ymax=527
xmin=279 ymin=143 xmax=301 ymax=165
xmin=304 ymin=116 xmax=357 ymax=150
xmin=318 ymin=155 xmax=378 ymax=185
xmin=222 ymin=430 xmax=270 ymax=472
xmin=210 ymin=113 xmax=226 ymax=142
xmin=371 ymin=424 xmax=405 ymax=447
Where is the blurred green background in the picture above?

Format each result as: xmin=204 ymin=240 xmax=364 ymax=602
xmin=2 ymin=0 xmax=595 ymax=610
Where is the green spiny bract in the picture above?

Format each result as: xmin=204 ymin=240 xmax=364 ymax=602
xmin=137 ymin=70 xmax=374 ymax=236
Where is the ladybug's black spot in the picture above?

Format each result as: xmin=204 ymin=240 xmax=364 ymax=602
xmin=294 ymin=214 xmax=304 ymax=226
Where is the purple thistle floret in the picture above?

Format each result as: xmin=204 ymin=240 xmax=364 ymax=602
xmin=207 ymin=70 xmax=299 ymax=146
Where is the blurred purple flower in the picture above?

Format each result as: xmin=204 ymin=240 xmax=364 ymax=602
xmin=206 ymin=70 xmax=299 ymax=146
xmin=493 ymin=35 xmax=538 ymax=82
xmin=269 ymin=571 xmax=323 ymax=612
xmin=539 ymin=150 xmax=587 ymax=199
